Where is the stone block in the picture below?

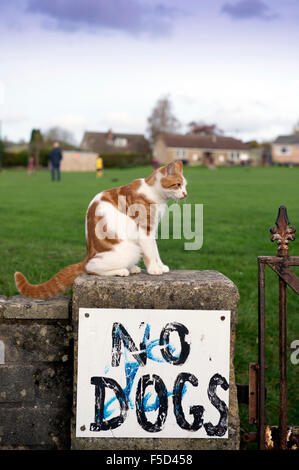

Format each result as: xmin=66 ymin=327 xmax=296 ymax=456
xmin=71 ymin=270 xmax=240 ymax=450
xmin=0 ymin=295 xmax=70 ymax=320
xmin=0 ymin=323 xmax=72 ymax=363
xmin=0 ymin=295 xmax=73 ymax=450
xmin=0 ymin=407 xmax=70 ymax=449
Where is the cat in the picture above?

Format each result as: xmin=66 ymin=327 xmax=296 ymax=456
xmin=14 ymin=160 xmax=187 ymax=299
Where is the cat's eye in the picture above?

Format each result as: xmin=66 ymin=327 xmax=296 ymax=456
xmin=177 ymin=183 xmax=181 ymax=187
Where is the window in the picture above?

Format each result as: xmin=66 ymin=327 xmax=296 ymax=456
xmin=114 ymin=137 xmax=128 ymax=147
xmin=230 ymin=151 xmax=240 ymax=160
xmin=175 ymin=149 xmax=186 ymax=158
xmin=277 ymin=146 xmax=291 ymax=156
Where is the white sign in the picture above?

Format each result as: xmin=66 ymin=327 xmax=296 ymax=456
xmin=76 ymin=308 xmax=231 ymax=439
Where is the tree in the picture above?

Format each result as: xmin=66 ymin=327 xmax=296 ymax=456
xmin=293 ymin=119 xmax=299 ymax=134
xmin=147 ymin=95 xmax=181 ymax=147
xmin=29 ymin=129 xmax=43 ymax=168
xmin=43 ymin=126 xmax=76 ymax=147
xmin=0 ymin=139 xmax=5 ymax=170
xmin=246 ymin=140 xmax=261 ymax=149
xmin=187 ymin=121 xmax=223 ymax=136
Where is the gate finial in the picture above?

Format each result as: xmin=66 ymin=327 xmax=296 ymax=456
xmin=270 ymin=206 xmax=296 ymax=257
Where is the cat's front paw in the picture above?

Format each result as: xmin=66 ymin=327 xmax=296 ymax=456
xmin=161 ymin=264 xmax=169 ymax=273
xmin=147 ymin=265 xmax=164 ymax=275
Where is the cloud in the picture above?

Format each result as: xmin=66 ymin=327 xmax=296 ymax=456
xmin=211 ymin=101 xmax=293 ymax=142
xmin=3 ymin=113 xmax=29 ymax=124
xmin=221 ymin=0 xmax=278 ymax=21
xmin=97 ymin=111 xmax=146 ymax=134
xmin=25 ymin=0 xmax=181 ymax=36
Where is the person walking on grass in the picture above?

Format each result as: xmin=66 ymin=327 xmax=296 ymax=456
xmin=27 ymin=154 xmax=35 ymax=175
xmin=49 ymin=142 xmax=62 ymax=181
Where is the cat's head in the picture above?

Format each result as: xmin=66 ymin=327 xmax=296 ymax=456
xmin=156 ymin=161 xmax=187 ymax=201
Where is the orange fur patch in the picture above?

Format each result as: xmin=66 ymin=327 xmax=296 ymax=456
xmin=160 ymin=174 xmax=183 ymax=189
xmin=14 ymin=259 xmax=87 ymax=299
xmin=145 ymin=170 xmax=158 ymax=186
xmin=102 ymin=179 xmax=156 ymax=236
xmin=159 ymin=161 xmax=184 ymax=189
xmin=86 ymin=201 xmax=120 ymax=257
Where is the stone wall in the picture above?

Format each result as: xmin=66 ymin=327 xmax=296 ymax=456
xmin=0 ymin=295 xmax=73 ymax=450
xmin=0 ymin=270 xmax=240 ymax=450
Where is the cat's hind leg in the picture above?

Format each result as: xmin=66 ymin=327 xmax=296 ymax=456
xmin=85 ymin=257 xmax=130 ymax=276
xmin=100 ymin=268 xmax=130 ymax=276
xmin=85 ymin=241 xmax=141 ymax=277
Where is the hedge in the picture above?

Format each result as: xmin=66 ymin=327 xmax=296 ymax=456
xmin=2 ymin=148 xmax=51 ymax=168
xmin=3 ymin=150 xmax=29 ymax=167
xmin=100 ymin=152 xmax=152 ymax=168
xmin=0 ymin=140 xmax=4 ymax=169
xmin=2 ymin=150 xmax=152 ymax=169
xmin=39 ymin=148 xmax=51 ymax=167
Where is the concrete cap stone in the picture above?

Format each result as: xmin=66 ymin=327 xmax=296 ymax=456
xmin=0 ymin=295 xmax=71 ymax=320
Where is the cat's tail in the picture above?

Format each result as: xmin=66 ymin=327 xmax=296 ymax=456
xmin=14 ymin=259 xmax=87 ymax=299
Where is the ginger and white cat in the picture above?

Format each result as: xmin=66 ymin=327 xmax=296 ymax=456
xmin=15 ymin=161 xmax=187 ymax=299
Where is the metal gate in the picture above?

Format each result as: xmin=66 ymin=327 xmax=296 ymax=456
xmin=240 ymin=206 xmax=299 ymax=450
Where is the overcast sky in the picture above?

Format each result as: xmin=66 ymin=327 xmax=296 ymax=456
xmin=0 ymin=0 xmax=298 ymax=144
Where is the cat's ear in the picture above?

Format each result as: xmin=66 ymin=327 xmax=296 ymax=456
xmin=164 ymin=161 xmax=176 ymax=176
xmin=175 ymin=160 xmax=183 ymax=173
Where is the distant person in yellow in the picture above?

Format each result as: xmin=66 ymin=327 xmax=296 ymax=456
xmin=96 ymin=155 xmax=103 ymax=177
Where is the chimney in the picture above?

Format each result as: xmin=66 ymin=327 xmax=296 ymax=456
xmin=107 ymin=129 xmax=113 ymax=141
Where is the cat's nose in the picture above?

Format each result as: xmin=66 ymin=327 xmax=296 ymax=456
xmin=182 ymin=191 xmax=187 ymax=198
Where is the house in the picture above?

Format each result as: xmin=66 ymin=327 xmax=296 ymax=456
xmin=271 ymin=134 xmax=299 ymax=165
xmin=153 ymin=133 xmax=250 ymax=166
xmin=247 ymin=145 xmax=272 ymax=166
xmin=80 ymin=129 xmax=149 ymax=155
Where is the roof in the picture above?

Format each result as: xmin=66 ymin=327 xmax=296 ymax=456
xmin=273 ymin=134 xmax=299 ymax=145
xmin=159 ymin=133 xmax=249 ymax=151
xmin=80 ymin=131 xmax=149 ymax=154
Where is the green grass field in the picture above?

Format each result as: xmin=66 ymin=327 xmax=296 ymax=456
xmin=0 ymin=165 xmax=298 ymax=442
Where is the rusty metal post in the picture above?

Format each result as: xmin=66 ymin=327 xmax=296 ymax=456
xmin=258 ymin=259 xmax=266 ymax=450
xmin=278 ymin=277 xmax=288 ymax=449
